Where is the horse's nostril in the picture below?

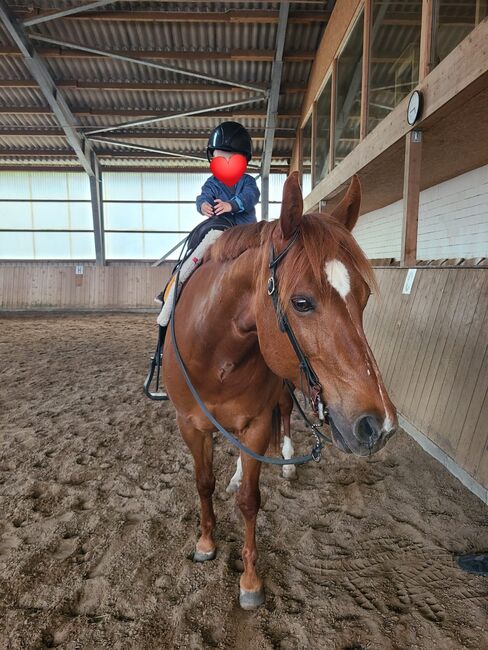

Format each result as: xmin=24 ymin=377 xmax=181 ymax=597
xmin=354 ymin=415 xmax=380 ymax=445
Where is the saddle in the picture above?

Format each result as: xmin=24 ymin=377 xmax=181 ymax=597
xmin=157 ymin=227 xmax=225 ymax=326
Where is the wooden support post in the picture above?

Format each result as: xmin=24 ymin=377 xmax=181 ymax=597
xmin=475 ymin=0 xmax=487 ymax=24
xmin=360 ymin=0 xmax=372 ymax=140
xmin=329 ymin=58 xmax=337 ymax=171
xmin=311 ymin=100 xmax=318 ymax=187
xmin=419 ymin=0 xmax=434 ymax=80
xmin=401 ymin=130 xmax=422 ymax=267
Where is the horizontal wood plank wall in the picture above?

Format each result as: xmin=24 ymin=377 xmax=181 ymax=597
xmin=0 ymin=263 xmax=173 ymax=309
xmin=364 ymin=267 xmax=488 ymax=490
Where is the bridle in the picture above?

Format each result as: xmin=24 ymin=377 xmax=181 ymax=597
xmin=148 ymin=227 xmax=331 ymax=466
xmin=267 ymin=229 xmax=328 ymax=425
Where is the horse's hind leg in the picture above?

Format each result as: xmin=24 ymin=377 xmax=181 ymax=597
xmin=236 ymin=414 xmax=272 ymax=610
xmin=178 ymin=416 xmax=216 ymax=562
xmin=279 ymin=388 xmax=296 ymax=480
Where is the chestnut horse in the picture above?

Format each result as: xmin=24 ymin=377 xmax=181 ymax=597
xmin=163 ymin=173 xmax=397 ymax=609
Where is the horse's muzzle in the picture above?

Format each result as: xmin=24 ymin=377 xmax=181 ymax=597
xmin=329 ymin=409 xmax=397 ymax=457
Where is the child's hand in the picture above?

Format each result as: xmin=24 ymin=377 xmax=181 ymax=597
xmin=201 ymin=201 xmax=214 ymax=218
xmin=214 ymin=199 xmax=232 ymax=216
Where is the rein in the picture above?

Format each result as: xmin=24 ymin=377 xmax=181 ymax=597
xmin=168 ymin=228 xmax=331 ymax=466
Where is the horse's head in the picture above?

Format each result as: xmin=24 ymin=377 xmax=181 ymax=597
xmin=257 ymin=172 xmax=397 ymax=457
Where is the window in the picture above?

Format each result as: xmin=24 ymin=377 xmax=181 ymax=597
xmin=368 ymin=0 xmax=422 ymax=135
xmin=301 ymin=114 xmax=312 ymax=195
xmin=434 ymin=0 xmax=486 ymax=67
xmin=314 ymin=76 xmax=332 ymax=185
xmin=335 ymin=12 xmax=364 ymax=166
xmin=0 ymin=171 xmax=94 ymax=260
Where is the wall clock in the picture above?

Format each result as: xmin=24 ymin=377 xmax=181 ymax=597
xmin=407 ymin=90 xmax=423 ymax=126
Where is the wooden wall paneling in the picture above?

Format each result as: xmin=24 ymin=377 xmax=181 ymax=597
xmin=463 ymin=347 xmax=488 ymax=478
xmin=369 ymin=270 xmax=403 ymax=376
xmin=60 ymin=268 xmax=68 ymax=307
xmin=401 ymin=270 xmax=449 ymax=413
xmin=428 ymin=271 xmax=487 ymax=451
xmin=370 ymin=270 xmax=402 ymax=373
xmin=11 ymin=267 xmax=19 ymax=308
xmin=414 ymin=271 xmax=466 ymax=434
xmin=389 ymin=270 xmax=441 ymax=414
xmin=386 ymin=271 xmax=427 ymax=405
xmin=445 ymin=273 xmax=488 ymax=451
xmin=407 ymin=272 xmax=457 ymax=426
xmin=39 ymin=266 xmax=47 ymax=307
xmin=18 ymin=266 xmax=26 ymax=308
xmin=382 ymin=270 xmax=423 ymax=399
xmin=454 ymin=328 xmax=488 ymax=470
xmin=422 ymin=271 xmax=477 ymax=446
xmin=473 ymin=387 xmax=488 ymax=486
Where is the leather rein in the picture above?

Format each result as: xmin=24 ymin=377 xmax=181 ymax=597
xmin=169 ymin=228 xmax=331 ymax=466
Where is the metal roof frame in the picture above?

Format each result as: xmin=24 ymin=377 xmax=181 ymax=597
xmin=23 ymin=0 xmax=117 ymax=27
xmin=29 ymin=34 xmax=268 ymax=94
xmin=84 ymin=96 xmax=267 ymax=136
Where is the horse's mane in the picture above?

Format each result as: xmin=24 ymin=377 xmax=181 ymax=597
xmin=209 ymin=221 xmax=268 ymax=262
xmin=209 ymin=214 xmax=377 ymax=305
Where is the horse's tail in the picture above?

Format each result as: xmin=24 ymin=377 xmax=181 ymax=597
xmin=271 ymin=403 xmax=282 ymax=455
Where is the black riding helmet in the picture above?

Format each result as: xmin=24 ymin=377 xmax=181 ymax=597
xmin=206 ymin=121 xmax=252 ymax=162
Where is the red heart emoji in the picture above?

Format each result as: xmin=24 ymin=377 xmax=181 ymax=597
xmin=210 ymin=154 xmax=247 ymax=187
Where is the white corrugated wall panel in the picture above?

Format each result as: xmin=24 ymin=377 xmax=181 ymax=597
xmin=354 ymin=165 xmax=488 ymax=261
xmin=353 ymin=200 xmax=403 ymax=260
xmin=417 ymin=165 xmax=488 ymax=260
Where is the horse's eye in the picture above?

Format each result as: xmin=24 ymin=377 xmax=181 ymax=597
xmin=291 ymin=296 xmax=314 ymax=313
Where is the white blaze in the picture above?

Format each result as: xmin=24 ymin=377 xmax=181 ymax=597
xmin=325 ymin=260 xmax=350 ymax=300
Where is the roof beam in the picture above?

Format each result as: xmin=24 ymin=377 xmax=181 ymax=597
xmin=0 ymin=149 xmax=290 ymax=160
xmin=0 ymin=45 xmax=315 ymax=62
xmin=261 ymin=1 xmax=289 ymax=220
xmin=18 ymin=9 xmax=328 ymax=24
xmin=0 ymin=106 xmax=301 ymax=118
xmin=0 ymin=128 xmax=295 ymax=140
xmin=0 ymin=79 xmax=306 ymax=92
xmin=0 ymin=0 xmax=94 ymax=176
xmin=23 ymin=0 xmax=115 ymax=27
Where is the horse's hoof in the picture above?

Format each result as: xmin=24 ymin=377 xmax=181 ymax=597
xmin=239 ymin=587 xmax=265 ymax=610
xmin=193 ymin=548 xmax=216 ymax=563
xmin=282 ymin=464 xmax=297 ymax=480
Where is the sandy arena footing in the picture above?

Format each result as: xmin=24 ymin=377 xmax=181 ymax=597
xmin=0 ymin=313 xmax=487 ymax=649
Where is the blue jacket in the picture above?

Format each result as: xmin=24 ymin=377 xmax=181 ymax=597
xmin=196 ymin=174 xmax=260 ymax=224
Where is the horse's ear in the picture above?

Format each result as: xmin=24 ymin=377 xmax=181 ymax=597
xmin=330 ymin=175 xmax=361 ymax=231
xmin=279 ymin=171 xmax=303 ymax=240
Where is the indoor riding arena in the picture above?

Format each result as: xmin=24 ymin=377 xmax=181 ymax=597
xmin=0 ymin=2 xmax=487 ymax=649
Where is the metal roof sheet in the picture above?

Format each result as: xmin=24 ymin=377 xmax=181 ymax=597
xmin=1 ymin=1 xmax=326 ymax=168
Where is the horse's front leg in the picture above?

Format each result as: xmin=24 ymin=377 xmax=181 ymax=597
xmin=177 ymin=415 xmax=216 ymax=562
xmin=236 ymin=413 xmax=272 ymax=610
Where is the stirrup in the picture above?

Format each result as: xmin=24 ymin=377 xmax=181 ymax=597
xmin=144 ymin=324 xmax=168 ymax=401
xmin=143 ymin=351 xmax=169 ymax=401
